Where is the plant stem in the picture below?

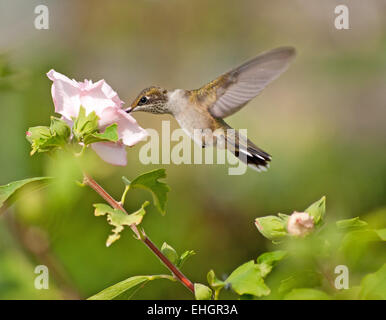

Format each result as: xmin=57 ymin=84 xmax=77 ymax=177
xmin=120 ymin=185 xmax=130 ymax=206
xmin=82 ymin=173 xmax=195 ymax=294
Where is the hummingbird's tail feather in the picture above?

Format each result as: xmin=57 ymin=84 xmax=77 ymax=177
xmin=224 ymin=130 xmax=271 ymax=172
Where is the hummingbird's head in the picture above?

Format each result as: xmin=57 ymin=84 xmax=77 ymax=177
xmin=126 ymin=86 xmax=169 ymax=114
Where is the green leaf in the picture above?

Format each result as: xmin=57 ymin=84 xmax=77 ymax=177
xmin=340 ymin=229 xmax=385 ymax=264
xmin=88 ymin=274 xmax=175 ymax=300
xmin=83 ymin=123 xmax=119 ymax=145
xmin=159 ymin=243 xmax=195 ymax=268
xmin=256 ymin=250 xmax=287 ymax=278
xmin=278 ymin=270 xmax=323 ymax=294
xmin=72 ymin=106 xmax=99 ymax=141
xmin=207 ymin=270 xmax=225 ymax=299
xmin=283 ymin=288 xmax=331 ymax=300
xmin=375 ymin=228 xmax=386 ymax=241
xmin=359 ymin=263 xmax=386 ymax=300
xmin=207 ymin=270 xmax=225 ymax=290
xmin=336 ymin=217 xmax=368 ymax=230
xmin=255 ymin=216 xmax=287 ymax=241
xmin=177 ymin=250 xmax=196 ymax=268
xmin=93 ymin=201 xmax=149 ymax=246
xmin=226 ymin=261 xmax=270 ymax=297
xmin=124 ymin=169 xmax=170 ymax=215
xmin=194 ymin=283 xmax=213 ymax=300
xmin=0 ymin=177 xmax=52 ymax=210
xmin=334 ymin=286 xmax=361 ymax=300
xmin=161 ymin=242 xmax=179 ymax=264
xmin=305 ymin=196 xmax=326 ymax=225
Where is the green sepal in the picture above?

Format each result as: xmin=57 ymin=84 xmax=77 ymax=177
xmin=72 ymin=106 xmax=99 ymax=142
xmin=26 ymin=117 xmax=71 ymax=154
xmin=305 ymin=196 xmax=326 ymax=225
xmin=255 ymin=215 xmax=287 ymax=241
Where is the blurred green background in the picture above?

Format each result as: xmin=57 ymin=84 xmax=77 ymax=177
xmin=0 ymin=0 xmax=385 ymax=299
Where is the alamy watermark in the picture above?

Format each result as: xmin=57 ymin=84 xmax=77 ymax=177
xmin=34 ymin=265 xmax=49 ymax=289
xmin=334 ymin=5 xmax=349 ymax=30
xmin=334 ymin=265 xmax=349 ymax=290
xmin=34 ymin=5 xmax=49 ymax=30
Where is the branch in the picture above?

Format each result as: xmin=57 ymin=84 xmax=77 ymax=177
xmin=82 ymin=173 xmax=195 ymax=294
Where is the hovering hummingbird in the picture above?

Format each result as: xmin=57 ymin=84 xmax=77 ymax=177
xmin=126 ymin=47 xmax=296 ymax=172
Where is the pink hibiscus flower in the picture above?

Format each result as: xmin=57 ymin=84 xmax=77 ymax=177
xmin=47 ymin=69 xmax=147 ymax=166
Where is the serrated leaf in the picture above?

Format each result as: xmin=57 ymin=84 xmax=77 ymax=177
xmin=283 ymin=288 xmax=331 ymax=300
xmin=94 ymin=203 xmax=115 ymax=216
xmin=88 ymin=274 xmax=175 ymax=300
xmin=177 ymin=250 xmax=196 ymax=268
xmin=255 ymin=216 xmax=287 ymax=241
xmin=226 ymin=261 xmax=270 ymax=297
xmin=336 ymin=217 xmax=368 ymax=230
xmin=125 ymin=169 xmax=170 ymax=215
xmin=256 ymin=250 xmax=287 ymax=278
xmin=359 ymin=264 xmax=386 ymax=300
xmin=93 ymin=201 xmax=149 ymax=246
xmin=305 ymin=196 xmax=326 ymax=225
xmin=72 ymin=106 xmax=99 ymax=141
xmin=161 ymin=242 xmax=179 ymax=264
xmin=84 ymin=123 xmax=119 ymax=145
xmin=0 ymin=177 xmax=52 ymax=210
xmin=194 ymin=283 xmax=213 ymax=300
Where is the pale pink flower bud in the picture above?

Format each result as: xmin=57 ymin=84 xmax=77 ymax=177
xmin=287 ymin=211 xmax=314 ymax=237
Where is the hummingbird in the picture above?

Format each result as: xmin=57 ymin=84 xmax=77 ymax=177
xmin=126 ymin=47 xmax=296 ymax=172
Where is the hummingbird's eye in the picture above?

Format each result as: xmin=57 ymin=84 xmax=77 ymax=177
xmin=138 ymin=96 xmax=148 ymax=106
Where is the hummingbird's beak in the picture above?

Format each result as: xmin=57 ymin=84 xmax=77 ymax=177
xmin=125 ymin=106 xmax=133 ymax=113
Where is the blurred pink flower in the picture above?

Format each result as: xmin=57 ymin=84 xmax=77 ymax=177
xmin=47 ymin=69 xmax=147 ymax=166
xmin=287 ymin=211 xmax=314 ymax=237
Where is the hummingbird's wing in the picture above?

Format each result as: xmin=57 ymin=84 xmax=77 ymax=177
xmin=206 ymin=47 xmax=296 ymax=119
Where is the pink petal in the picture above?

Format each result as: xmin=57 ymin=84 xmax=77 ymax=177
xmin=47 ymin=69 xmax=81 ymax=120
xmin=99 ymin=107 xmax=148 ymax=146
xmin=79 ymin=79 xmax=123 ymax=116
xmin=91 ymin=142 xmax=127 ymax=166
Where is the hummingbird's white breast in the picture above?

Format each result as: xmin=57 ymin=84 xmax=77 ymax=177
xmin=167 ymin=89 xmax=218 ymax=147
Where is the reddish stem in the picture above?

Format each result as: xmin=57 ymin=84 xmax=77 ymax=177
xmin=82 ymin=173 xmax=195 ymax=294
